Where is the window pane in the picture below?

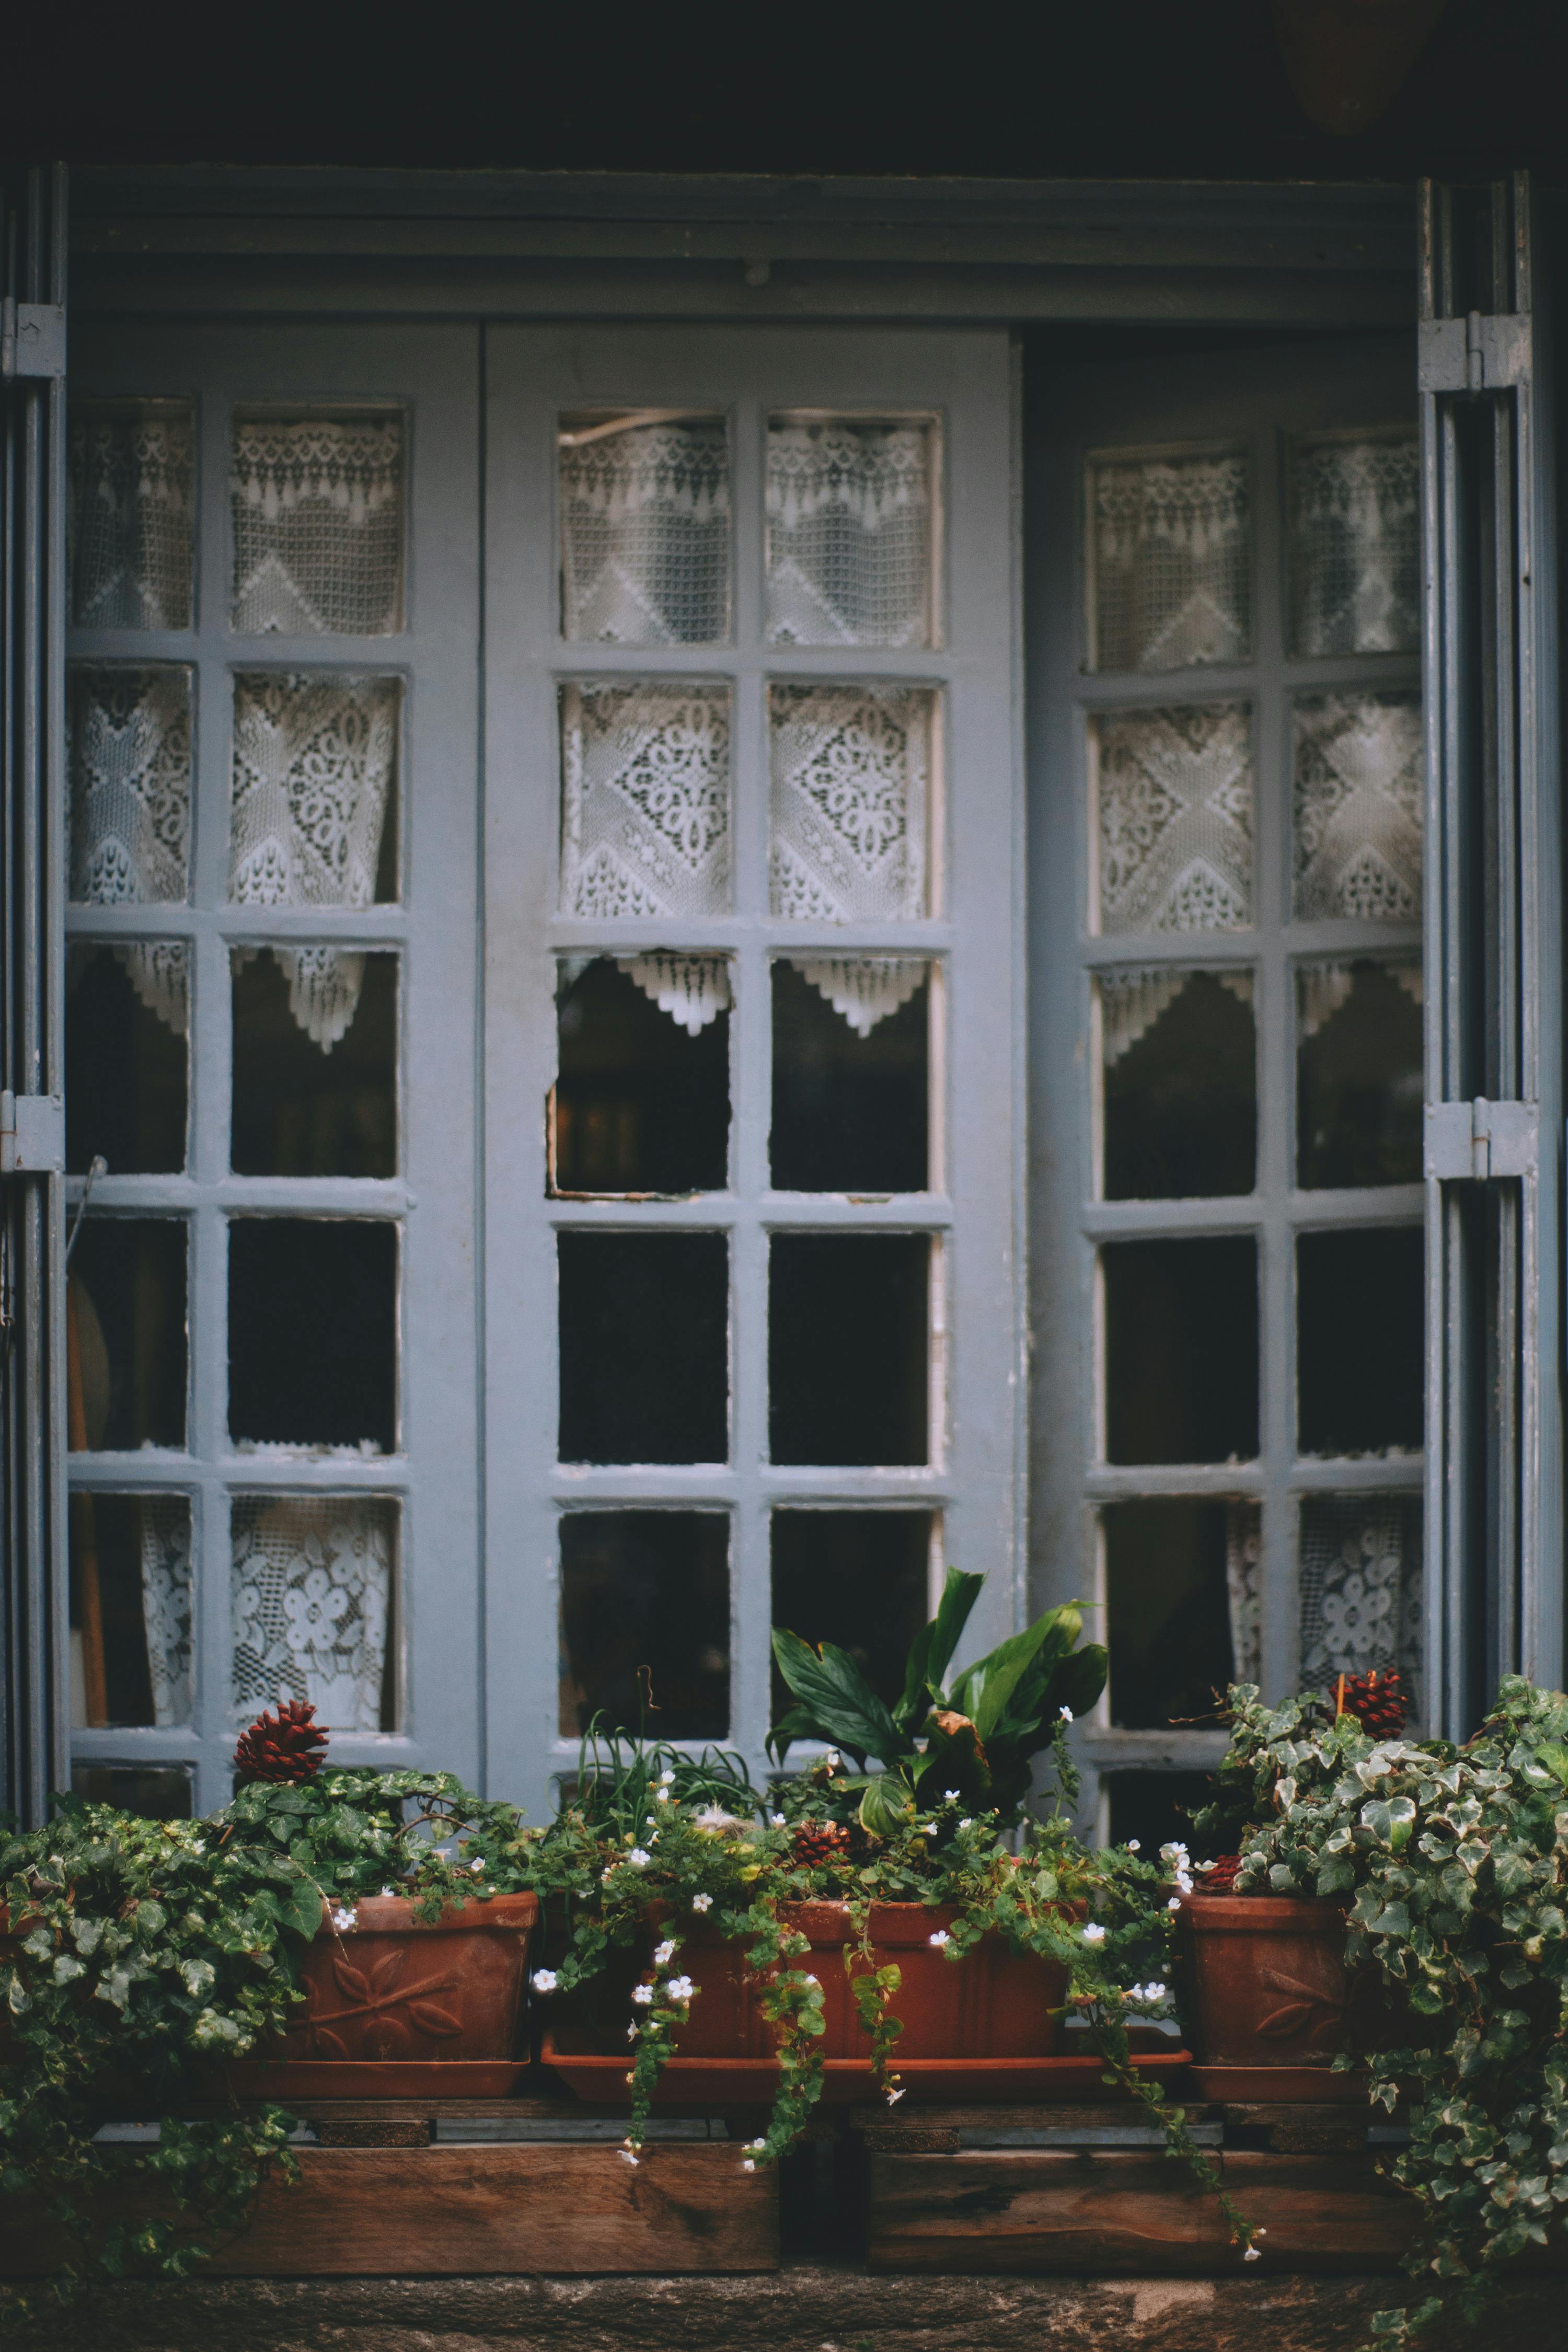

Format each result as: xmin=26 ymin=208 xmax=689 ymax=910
xmin=1105 ymin=1771 xmax=1215 ymax=1857
xmin=1092 ymin=702 xmax=1253 ymax=933
xmin=68 ymin=1222 xmax=187 ymax=1450
xmin=1292 ymin=689 xmax=1423 ymax=921
xmin=67 ymin=664 xmax=192 ymax=907
xmin=1297 ymin=958 xmax=1423 ymax=1190
xmin=228 ymin=1219 xmax=397 ymax=1452
xmin=232 ymin=1493 xmax=397 ymax=1731
xmin=231 ymin=413 xmax=403 ymax=636
xmin=70 ymin=1493 xmax=192 ymax=1729
xmin=770 ymin=1510 xmax=931 ymax=1718
xmin=559 ymin=1511 xmax=730 ymax=1739
xmin=1087 ymin=448 xmax=1250 ymax=673
xmin=1099 ymin=967 xmax=1254 ymax=1200
xmin=1299 ymin=1493 xmax=1422 ymax=1715
xmin=770 ymin=960 xmax=928 ymax=1193
xmin=66 ymin=944 xmax=188 ymax=1174
xmin=231 ymin=948 xmax=397 ymax=1178
xmin=557 ymin=1232 xmax=728 ymax=1465
xmin=1103 ymin=1498 xmax=1251 ymax=1730
xmin=769 ymin=684 xmax=931 ymax=922
xmin=554 ymin=956 xmax=729 ymax=1196
xmin=230 ymin=671 xmax=400 ymax=911
xmin=769 ymin=1233 xmax=928 ymax=1466
xmin=1102 ymin=1237 xmax=1258 ymax=1465
xmin=1297 ymin=1228 xmax=1423 ymax=1457
xmin=70 ymin=1763 xmax=193 ymax=1819
xmin=1288 ymin=430 xmax=1419 ymax=658
xmin=559 ymin=680 xmax=731 ymax=919
xmin=559 ymin=414 xmax=729 ymax=646
xmin=68 ymin=400 xmax=194 ymax=631
xmin=766 ymin=418 xmax=933 ymax=648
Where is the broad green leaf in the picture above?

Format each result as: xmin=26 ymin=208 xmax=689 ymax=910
xmin=276 ymin=1872 xmax=326 ymax=1943
xmin=1536 ymin=1742 xmax=1568 ymax=1785
xmin=954 ymin=1607 xmax=1075 ymax=1742
xmin=857 ymin=1773 xmax=910 ymax=1839
xmin=770 ymin=1628 xmax=904 ymax=1766
xmin=896 ymin=1568 xmax=983 ymax=1732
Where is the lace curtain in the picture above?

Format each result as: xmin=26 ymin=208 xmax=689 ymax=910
xmin=789 ymin=956 xmax=927 ymax=1037
xmin=574 ymin=950 xmax=921 ymax=1040
xmin=766 ymin=420 xmax=932 ymax=648
xmin=1289 ymin=433 xmax=1420 ymax=658
xmin=229 ymin=672 xmax=399 ymax=1048
xmin=560 ymin=418 xmax=730 ymax=645
xmin=1098 ymin=966 xmax=1252 ymax=1065
xmin=616 ymin=951 xmax=732 ymax=1035
xmin=769 ymin=684 xmax=930 ymax=923
xmin=1299 ymin=1494 xmax=1423 ymax=1716
xmin=1090 ymin=451 xmax=1250 ymax=672
xmin=1225 ymin=1501 xmax=1262 ymax=1689
xmin=232 ymin=416 xmax=403 ymax=637
xmin=66 ymin=664 xmax=192 ymax=1033
xmin=559 ymin=681 xmax=732 ymax=918
xmin=1293 ymin=689 xmax=1423 ymax=921
xmin=68 ymin=403 xmax=194 ymax=630
xmin=1094 ymin=701 xmax=1253 ymax=933
xmin=1298 ymin=956 xmax=1422 ymax=1040
xmin=140 ymin=1496 xmax=193 ymax=1728
xmin=232 ymin=1494 xmax=394 ymax=1731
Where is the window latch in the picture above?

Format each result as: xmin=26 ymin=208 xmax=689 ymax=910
xmin=0 ymin=1090 xmax=65 ymax=1176
xmin=1424 ymin=1097 xmax=1538 ymax=1182
xmin=1418 ymin=310 xmax=1532 ymax=395
xmin=0 ymin=299 xmax=66 ymax=383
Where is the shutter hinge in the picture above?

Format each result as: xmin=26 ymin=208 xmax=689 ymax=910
xmin=1424 ymin=1098 xmax=1538 ymax=1181
xmin=0 ymin=299 xmax=66 ymax=382
xmin=1417 ymin=309 xmax=1532 ymax=394
xmin=0 ymin=1091 xmax=65 ymax=1175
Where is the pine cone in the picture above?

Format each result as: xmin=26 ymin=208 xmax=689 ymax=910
xmin=234 ymin=1699 xmax=329 ymax=1783
xmin=1335 ymin=1670 xmax=1409 ymax=1738
xmin=1197 ymin=1854 xmax=1243 ymax=1893
xmin=790 ymin=1818 xmax=852 ymax=1870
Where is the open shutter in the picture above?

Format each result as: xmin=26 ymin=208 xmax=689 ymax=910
xmin=1420 ymin=171 xmax=1562 ymax=1734
xmin=2 ymin=165 xmax=68 ymax=1824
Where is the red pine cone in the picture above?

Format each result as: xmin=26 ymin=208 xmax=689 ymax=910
xmin=790 ymin=1818 xmax=852 ymax=1870
xmin=1335 ymin=1670 xmax=1409 ymax=1739
xmin=1197 ymin=1854 xmax=1243 ymax=1893
xmin=234 ymin=1699 xmax=329 ymax=1783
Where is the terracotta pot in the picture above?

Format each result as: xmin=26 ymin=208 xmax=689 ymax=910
xmin=1175 ymin=1893 xmax=1359 ymax=2070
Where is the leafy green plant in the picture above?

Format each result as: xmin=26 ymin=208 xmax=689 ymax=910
xmin=768 ymin=1566 xmax=1108 ymax=1829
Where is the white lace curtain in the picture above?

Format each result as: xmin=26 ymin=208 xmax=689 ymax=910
xmin=140 ymin=1496 xmax=193 ymax=1728
xmin=1094 ymin=700 xmax=1254 ymax=934
xmin=1097 ymin=966 xmax=1253 ymax=1065
xmin=231 ymin=416 xmax=403 ymax=637
xmin=566 ymin=950 xmax=927 ymax=1040
xmin=1299 ymin=1494 xmax=1423 ymax=1717
xmin=66 ymin=664 xmax=193 ymax=1033
xmin=68 ymin=403 xmax=194 ymax=631
xmin=560 ymin=417 xmax=730 ymax=645
xmin=1225 ymin=1502 xmax=1262 ymax=1690
xmin=559 ymin=680 xmax=732 ymax=918
xmin=1293 ymin=689 xmax=1424 ymax=923
xmin=1091 ymin=452 xmax=1251 ymax=673
xmin=1297 ymin=956 xmax=1422 ymax=1040
xmin=1289 ymin=433 xmax=1420 ymax=658
xmin=768 ymin=683 xmax=930 ymax=924
xmin=231 ymin=1494 xmax=394 ymax=1731
xmin=766 ymin=420 xmax=932 ymax=648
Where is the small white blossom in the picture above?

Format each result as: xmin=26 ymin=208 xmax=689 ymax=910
xmin=928 ymin=1930 xmax=951 ymax=1949
xmin=381 ymin=1885 xmax=396 ymax=1897
xmin=628 ymin=1848 xmax=651 ymax=1868
xmin=769 ymin=1813 xmax=787 ymax=1828
xmin=666 ymin=1975 xmax=695 ymax=2002
xmin=632 ymin=1983 xmax=655 ymax=2007
xmin=653 ymin=1939 xmax=678 ymax=1965
xmin=958 ymin=1818 xmax=974 ymax=1831
xmin=655 ymin=1786 xmax=672 ymax=1803
xmin=531 ymin=1969 xmax=558 ymax=1994
xmin=691 ymin=1892 xmax=713 ymax=1913
xmin=627 ymin=2022 xmax=640 ymax=2040
xmin=1160 ymin=1841 xmax=1190 ymax=1864
xmin=920 ymin=1823 xmax=937 ymax=1835
xmin=472 ymin=1860 xmax=485 ymax=1874
xmin=330 ymin=1906 xmax=358 ymax=1932
xmin=1081 ymin=1921 xmax=1106 ymax=1944
xmin=749 ymin=2139 xmax=767 ymax=2153
xmin=885 ymin=2085 xmax=905 ymax=2105
xmin=1058 ymin=1704 xmax=1074 ymax=1723
xmin=659 ymin=1767 xmax=676 ymax=1784
xmin=1242 ymin=2246 xmax=1261 ymax=2262
xmin=619 ymin=2147 xmax=640 ymax=2167
xmin=825 ymin=1751 xmax=841 ymax=1770
xmin=601 ymin=1866 xmax=618 ymax=1884
xmin=943 ymin=1790 xmax=960 ymax=1802
xmin=742 ymin=2158 xmax=756 ymax=2172
xmin=1167 ymin=1897 xmax=1182 ymax=1911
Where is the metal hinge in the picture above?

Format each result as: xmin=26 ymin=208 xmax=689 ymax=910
xmin=1424 ymin=1097 xmax=1538 ymax=1181
xmin=0 ymin=1090 xmax=65 ymax=1175
xmin=1417 ymin=309 xmax=1532 ymax=394
xmin=0 ymin=299 xmax=66 ymax=382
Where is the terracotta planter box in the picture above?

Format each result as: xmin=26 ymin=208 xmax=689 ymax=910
xmin=1175 ymin=1892 xmax=1368 ymax=2099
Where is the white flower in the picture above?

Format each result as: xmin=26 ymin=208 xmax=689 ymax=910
xmin=666 ymin=1975 xmax=695 ymax=2002
xmin=885 ymin=2086 xmax=905 ymax=2105
xmin=380 ymin=1885 xmax=395 ymax=1897
xmin=659 ymin=1767 xmax=676 ymax=1785
xmin=619 ymin=2147 xmax=640 ymax=2167
xmin=627 ymin=2022 xmax=640 ymax=2040
xmin=655 ymin=1787 xmax=672 ymax=1804
xmin=748 ymin=2139 xmax=767 ymax=2153
xmin=1081 ymin=1922 xmax=1106 ymax=1944
xmin=769 ymin=1813 xmax=787 ymax=1828
xmin=1058 ymin=1704 xmax=1074 ymax=1723
xmin=920 ymin=1823 xmax=937 ymax=1836
xmin=330 ymin=1906 xmax=358 ymax=1932
xmin=631 ymin=1983 xmax=655 ymax=2007
xmin=1242 ymin=2246 xmax=1261 ymax=2262
xmin=959 ymin=1818 xmax=974 ymax=1831
xmin=742 ymin=2158 xmax=756 ymax=2172
xmin=1167 ymin=1897 xmax=1182 ymax=1911
xmin=943 ymin=1790 xmax=959 ymax=1802
xmin=653 ymin=1939 xmax=678 ymax=1966
xmin=691 ymin=1893 xmax=713 ymax=1913
xmin=928 ymin=1930 xmax=951 ymax=1949
xmin=1160 ymin=1841 xmax=1190 ymax=1865
xmin=531 ymin=1969 xmax=558 ymax=1994
xmin=471 ymin=1859 xmax=485 ymax=1874
xmin=628 ymin=1848 xmax=651 ymax=1868
xmin=601 ymin=1866 xmax=618 ymax=1885
xmin=825 ymin=1751 xmax=841 ymax=1770
xmin=1126 ymin=1838 xmax=1141 ymax=1852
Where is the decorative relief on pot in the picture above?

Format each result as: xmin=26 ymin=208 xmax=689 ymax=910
xmin=1253 ymin=1960 xmax=1349 ymax=2051
xmin=306 ymin=1941 xmax=465 ymax=2061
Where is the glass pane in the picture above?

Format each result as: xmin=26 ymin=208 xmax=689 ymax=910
xmin=1099 ymin=967 xmax=1254 ymax=1200
xmin=1297 ymin=1227 xmax=1423 ymax=1457
xmin=68 ymin=1222 xmax=187 ymax=1450
xmin=769 ymin=1233 xmax=928 ymax=1466
xmin=557 ymin=1232 xmax=728 ymax=1465
xmin=228 ymin=1219 xmax=397 ymax=1452
xmin=68 ymin=400 xmax=194 ymax=630
xmin=1092 ymin=702 xmax=1252 ymax=933
xmin=769 ymin=684 xmax=931 ymax=922
xmin=559 ymin=681 xmax=731 ymax=918
xmin=1288 ymin=429 xmax=1419 ymax=658
xmin=70 ymin=1763 xmax=193 ymax=1819
xmin=559 ymin=1511 xmax=730 ymax=1739
xmin=230 ymin=671 xmax=400 ymax=912
xmin=1087 ymin=448 xmax=1250 ymax=673
xmin=1102 ymin=1237 xmax=1258 ymax=1465
xmin=559 ymin=414 xmax=729 ymax=645
xmin=231 ymin=413 xmax=403 ymax=636
xmin=66 ymin=944 xmax=188 ymax=1174
xmin=1103 ymin=1498 xmax=1251 ymax=1730
xmin=231 ymin=948 xmax=397 ymax=1178
xmin=554 ymin=956 xmax=729 ymax=1196
xmin=1105 ymin=1772 xmax=1215 ymax=1858
xmin=1292 ymin=689 xmax=1423 ymax=921
xmin=69 ymin=1493 xmax=192 ymax=1729
xmin=770 ymin=1510 xmax=931 ymax=1717
xmin=67 ymin=663 xmax=191 ymax=907
xmin=766 ymin=417 xmax=933 ymax=648
xmin=232 ymin=1493 xmax=397 ymax=1730
xmin=771 ymin=959 xmax=928 ymax=1193
xmin=1297 ymin=957 xmax=1423 ymax=1190
xmin=1299 ymin=1493 xmax=1422 ymax=1716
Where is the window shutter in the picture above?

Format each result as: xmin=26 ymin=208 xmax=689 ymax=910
xmin=2 ymin=165 xmax=68 ymax=1824
xmin=1420 ymin=171 xmax=1562 ymax=1733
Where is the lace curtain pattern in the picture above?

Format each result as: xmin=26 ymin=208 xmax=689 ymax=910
xmin=67 ymin=665 xmax=193 ymax=1032
xmin=559 ymin=681 xmax=732 ymax=919
xmin=229 ymin=672 xmax=399 ymax=1048
xmin=1097 ymin=966 xmax=1253 ymax=1065
xmin=1298 ymin=955 xmax=1422 ymax=1040
xmin=1090 ymin=451 xmax=1250 ymax=672
xmin=68 ymin=403 xmax=194 ymax=631
xmin=790 ymin=955 xmax=927 ymax=1037
xmin=231 ymin=416 xmax=403 ymax=637
xmin=766 ymin=420 xmax=932 ymax=648
xmin=1225 ymin=1501 xmax=1262 ymax=1689
xmin=1299 ymin=1493 xmax=1423 ymax=1713
xmin=618 ymin=952 xmax=732 ymax=1035
xmin=560 ymin=418 xmax=730 ymax=645
xmin=140 ymin=1496 xmax=193 ymax=1728
xmin=1094 ymin=701 xmax=1253 ymax=933
xmin=769 ymin=684 xmax=930 ymax=922
xmin=1293 ymin=690 xmax=1423 ymax=921
xmin=232 ymin=1494 xmax=394 ymax=1730
xmin=1289 ymin=432 xmax=1420 ymax=657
